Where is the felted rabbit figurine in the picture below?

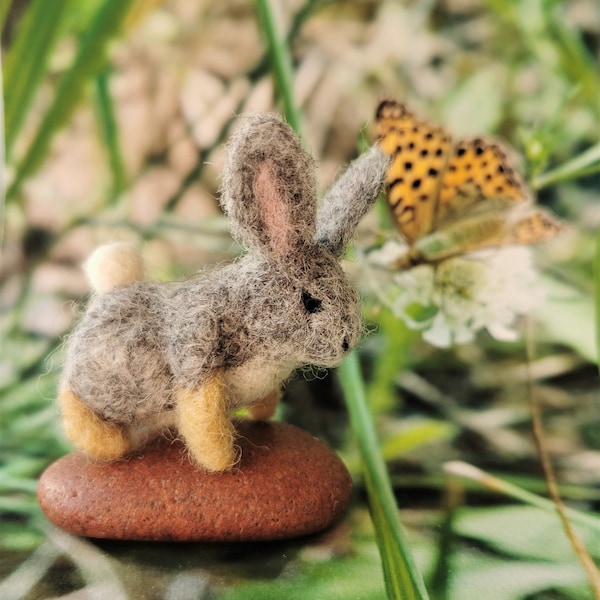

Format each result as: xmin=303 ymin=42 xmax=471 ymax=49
xmin=58 ymin=113 xmax=389 ymax=472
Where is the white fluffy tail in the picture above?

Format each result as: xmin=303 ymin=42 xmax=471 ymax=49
xmin=84 ymin=242 xmax=145 ymax=294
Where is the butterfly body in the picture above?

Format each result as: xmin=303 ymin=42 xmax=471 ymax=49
xmin=375 ymin=99 xmax=564 ymax=267
xmin=399 ymin=210 xmax=507 ymax=269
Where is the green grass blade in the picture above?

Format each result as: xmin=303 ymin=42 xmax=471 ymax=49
xmin=367 ymin=307 xmax=413 ymax=414
xmin=533 ymin=141 xmax=600 ymax=189
xmin=3 ymin=0 xmax=71 ymax=158
xmin=547 ymin=8 xmax=600 ymax=118
xmin=94 ymin=69 xmax=127 ymax=199
xmin=444 ymin=461 xmax=600 ymax=532
xmin=6 ymin=0 xmax=136 ymax=203
xmin=0 ymin=0 xmax=12 ymax=32
xmin=340 ymin=354 xmax=430 ymax=600
xmin=255 ymin=3 xmax=428 ymax=595
xmin=1 ymin=46 xmax=5 ymax=246
xmin=486 ymin=1 xmax=600 ymax=115
xmin=595 ymin=226 xmax=600 ymax=375
xmin=254 ymin=0 xmax=303 ymax=136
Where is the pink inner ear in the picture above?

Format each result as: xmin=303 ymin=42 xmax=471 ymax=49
xmin=253 ymin=164 xmax=291 ymax=256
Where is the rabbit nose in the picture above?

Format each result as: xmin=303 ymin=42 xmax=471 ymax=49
xmin=342 ymin=338 xmax=350 ymax=352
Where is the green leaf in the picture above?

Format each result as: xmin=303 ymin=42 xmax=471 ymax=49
xmin=441 ymin=67 xmax=506 ymax=137
xmin=219 ymin=549 xmax=387 ymax=600
xmin=0 ymin=522 xmax=45 ymax=552
xmin=380 ymin=420 xmax=456 ymax=462
xmin=536 ymin=276 xmax=596 ymax=363
xmin=367 ymin=306 xmax=414 ymax=414
xmin=454 ymin=505 xmax=600 ymax=563
xmin=450 ymin=557 xmax=588 ymax=600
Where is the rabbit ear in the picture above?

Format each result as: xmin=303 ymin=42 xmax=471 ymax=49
xmin=220 ymin=114 xmax=317 ymax=258
xmin=316 ymin=146 xmax=389 ymax=257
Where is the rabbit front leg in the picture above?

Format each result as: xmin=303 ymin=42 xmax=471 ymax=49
xmin=58 ymin=388 xmax=131 ymax=461
xmin=175 ymin=371 xmax=239 ymax=472
xmin=248 ymin=389 xmax=282 ymax=420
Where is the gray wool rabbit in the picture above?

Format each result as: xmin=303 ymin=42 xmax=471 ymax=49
xmin=59 ymin=113 xmax=389 ymax=472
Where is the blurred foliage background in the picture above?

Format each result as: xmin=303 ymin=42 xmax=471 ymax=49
xmin=1 ymin=0 xmax=600 ymax=598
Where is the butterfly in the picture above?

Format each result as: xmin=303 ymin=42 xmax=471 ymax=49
xmin=374 ymin=99 xmax=564 ymax=269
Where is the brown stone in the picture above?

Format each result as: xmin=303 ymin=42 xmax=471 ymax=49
xmin=38 ymin=421 xmax=352 ymax=542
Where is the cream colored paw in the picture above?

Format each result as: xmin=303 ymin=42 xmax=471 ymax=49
xmin=59 ymin=389 xmax=131 ymax=461
xmin=187 ymin=439 xmax=240 ymax=472
xmin=175 ymin=373 xmax=239 ymax=472
xmin=248 ymin=389 xmax=281 ymax=420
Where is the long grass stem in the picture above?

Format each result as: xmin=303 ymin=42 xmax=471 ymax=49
xmin=594 ymin=227 xmax=600 ymax=375
xmin=254 ymin=2 xmax=429 ymax=595
xmin=6 ymin=0 xmax=136 ymax=202
xmin=254 ymin=0 xmax=303 ymax=135
xmin=339 ymin=353 xmax=430 ymax=600
xmin=533 ymin=141 xmax=600 ymax=189
xmin=444 ymin=461 xmax=600 ymax=532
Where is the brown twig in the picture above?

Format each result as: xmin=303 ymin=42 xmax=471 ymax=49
xmin=526 ymin=319 xmax=600 ymax=599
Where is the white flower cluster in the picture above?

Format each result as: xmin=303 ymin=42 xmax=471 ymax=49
xmin=369 ymin=242 xmax=544 ymax=348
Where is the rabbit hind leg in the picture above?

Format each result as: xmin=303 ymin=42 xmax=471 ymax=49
xmin=58 ymin=388 xmax=131 ymax=461
xmin=175 ymin=371 xmax=239 ymax=472
xmin=248 ymin=389 xmax=282 ymax=420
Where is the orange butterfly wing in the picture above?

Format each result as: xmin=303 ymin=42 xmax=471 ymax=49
xmin=375 ymin=100 xmax=452 ymax=244
xmin=436 ymin=138 xmax=529 ymax=226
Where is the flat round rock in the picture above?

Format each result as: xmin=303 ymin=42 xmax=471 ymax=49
xmin=38 ymin=421 xmax=352 ymax=542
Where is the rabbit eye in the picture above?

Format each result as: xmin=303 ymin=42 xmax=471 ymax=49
xmin=302 ymin=291 xmax=322 ymax=314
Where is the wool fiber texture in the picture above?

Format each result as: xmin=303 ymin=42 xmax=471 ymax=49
xmin=316 ymin=145 xmax=390 ymax=256
xmin=60 ymin=113 xmax=389 ymax=452
xmin=175 ymin=372 xmax=239 ymax=471
xmin=220 ymin=114 xmax=317 ymax=258
xmin=84 ymin=241 xmax=145 ymax=293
